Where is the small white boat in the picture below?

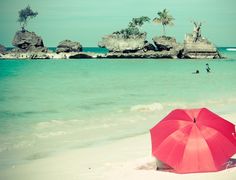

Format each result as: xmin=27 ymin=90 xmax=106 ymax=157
xmin=226 ymin=48 xmax=236 ymax=51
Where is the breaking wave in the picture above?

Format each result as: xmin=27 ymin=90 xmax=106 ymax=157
xmin=130 ymin=103 xmax=164 ymax=112
xmin=226 ymin=48 xmax=236 ymax=51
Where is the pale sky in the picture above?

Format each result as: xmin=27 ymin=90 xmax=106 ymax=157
xmin=0 ymin=0 xmax=235 ymax=47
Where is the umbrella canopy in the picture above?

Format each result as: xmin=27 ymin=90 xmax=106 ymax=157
xmin=150 ymin=108 xmax=236 ymax=173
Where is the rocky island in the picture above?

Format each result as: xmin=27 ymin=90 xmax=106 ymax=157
xmin=182 ymin=22 xmax=221 ymax=59
xmin=0 ymin=7 xmax=222 ymax=60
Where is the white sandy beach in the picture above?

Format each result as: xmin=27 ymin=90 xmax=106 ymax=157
xmin=0 ymin=113 xmax=235 ymax=180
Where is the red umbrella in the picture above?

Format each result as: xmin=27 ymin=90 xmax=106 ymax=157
xmin=150 ymin=108 xmax=236 ymax=173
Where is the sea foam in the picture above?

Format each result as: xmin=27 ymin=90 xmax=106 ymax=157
xmin=226 ymin=48 xmax=236 ymax=51
xmin=130 ymin=103 xmax=163 ymax=112
xmin=36 ymin=119 xmax=80 ymax=129
xmin=35 ymin=131 xmax=68 ymax=139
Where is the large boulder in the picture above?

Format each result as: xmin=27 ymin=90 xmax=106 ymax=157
xmin=0 ymin=44 xmax=7 ymax=54
xmin=152 ymin=36 xmax=180 ymax=51
xmin=98 ymin=34 xmax=146 ymax=53
xmin=181 ymin=22 xmax=222 ymax=59
xmin=69 ymin=52 xmax=98 ymax=59
xmin=182 ymin=34 xmax=221 ymax=59
xmin=12 ymin=30 xmax=47 ymax=52
xmin=56 ymin=40 xmax=82 ymax=53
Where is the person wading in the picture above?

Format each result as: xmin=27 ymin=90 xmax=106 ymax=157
xmin=206 ymin=63 xmax=211 ymax=73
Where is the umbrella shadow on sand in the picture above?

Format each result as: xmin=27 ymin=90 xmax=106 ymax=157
xmin=224 ymin=158 xmax=236 ymax=169
xmin=136 ymin=160 xmax=172 ymax=172
xmin=137 ymin=158 xmax=236 ymax=172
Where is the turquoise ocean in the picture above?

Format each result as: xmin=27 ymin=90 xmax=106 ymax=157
xmin=0 ymin=47 xmax=236 ymax=169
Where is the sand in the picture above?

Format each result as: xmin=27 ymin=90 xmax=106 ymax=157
xmin=0 ymin=113 xmax=235 ymax=180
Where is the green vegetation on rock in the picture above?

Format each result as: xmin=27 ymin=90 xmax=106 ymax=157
xmin=18 ymin=5 xmax=38 ymax=31
xmin=113 ymin=16 xmax=150 ymax=39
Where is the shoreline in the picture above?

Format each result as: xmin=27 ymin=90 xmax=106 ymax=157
xmin=0 ymin=51 xmax=223 ymax=60
xmin=0 ymin=113 xmax=235 ymax=180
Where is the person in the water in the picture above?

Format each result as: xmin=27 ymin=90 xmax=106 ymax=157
xmin=192 ymin=70 xmax=199 ymax=74
xmin=206 ymin=63 xmax=211 ymax=73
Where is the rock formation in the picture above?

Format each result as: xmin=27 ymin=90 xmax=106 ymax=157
xmin=103 ymin=50 xmax=179 ymax=59
xmin=98 ymin=16 xmax=150 ymax=53
xmin=0 ymin=21 xmax=222 ymax=60
xmin=143 ymin=41 xmax=156 ymax=52
xmin=12 ymin=30 xmax=47 ymax=52
xmin=152 ymin=36 xmax=183 ymax=58
xmin=0 ymin=44 xmax=7 ymax=54
xmin=69 ymin=52 xmax=97 ymax=59
xmin=182 ymin=22 xmax=221 ymax=59
xmin=98 ymin=34 xmax=146 ymax=53
xmin=152 ymin=36 xmax=181 ymax=51
xmin=56 ymin=40 xmax=82 ymax=53
xmin=29 ymin=52 xmax=50 ymax=59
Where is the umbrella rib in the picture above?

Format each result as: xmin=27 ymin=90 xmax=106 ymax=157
xmin=176 ymin=125 xmax=194 ymax=170
xmin=212 ymin=127 xmax=235 ymax=141
xmin=162 ymin=118 xmax=192 ymax=123
xmin=199 ymin=125 xmax=236 ymax=161
xmin=201 ymin=124 xmax=236 ymax=148
xmin=183 ymin=110 xmax=196 ymax=121
xmin=197 ymin=125 xmax=226 ymax=170
xmin=177 ymin=125 xmax=218 ymax=172
xmin=162 ymin=134 xmax=182 ymax=168
xmin=153 ymin=123 xmax=192 ymax=159
xmin=152 ymin=120 xmax=191 ymax=149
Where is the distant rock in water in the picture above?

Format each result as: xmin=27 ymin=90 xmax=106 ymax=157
xmin=56 ymin=40 xmax=82 ymax=53
xmin=98 ymin=34 xmax=146 ymax=53
xmin=182 ymin=22 xmax=221 ymax=59
xmin=0 ymin=44 xmax=7 ymax=54
xmin=104 ymin=51 xmax=179 ymax=59
xmin=69 ymin=52 xmax=95 ymax=59
xmin=12 ymin=30 xmax=48 ymax=52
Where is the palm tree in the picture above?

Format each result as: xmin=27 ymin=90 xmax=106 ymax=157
xmin=153 ymin=9 xmax=174 ymax=35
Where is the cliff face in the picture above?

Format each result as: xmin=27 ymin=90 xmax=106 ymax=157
xmin=182 ymin=22 xmax=221 ymax=59
xmin=153 ymin=36 xmax=180 ymax=51
xmin=12 ymin=30 xmax=48 ymax=52
xmin=56 ymin=40 xmax=82 ymax=53
xmin=0 ymin=44 xmax=6 ymax=54
xmin=182 ymin=34 xmax=221 ymax=59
